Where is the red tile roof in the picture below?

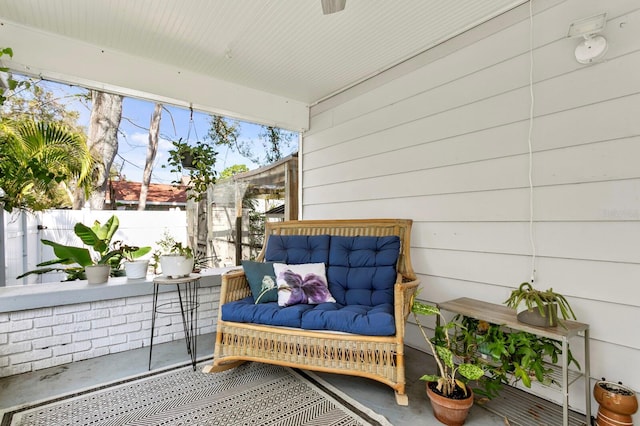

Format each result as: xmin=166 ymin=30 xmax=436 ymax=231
xmin=107 ymin=181 xmax=187 ymax=205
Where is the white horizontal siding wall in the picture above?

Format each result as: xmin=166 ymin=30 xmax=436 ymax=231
xmin=304 ymin=0 xmax=640 ymax=419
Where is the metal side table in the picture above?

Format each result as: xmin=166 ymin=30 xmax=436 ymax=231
xmin=149 ymin=273 xmax=200 ymax=371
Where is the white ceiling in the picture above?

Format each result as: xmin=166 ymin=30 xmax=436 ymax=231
xmin=0 ymin=0 xmax=526 ymax=106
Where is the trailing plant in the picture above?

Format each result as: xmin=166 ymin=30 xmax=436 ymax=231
xmin=411 ymin=296 xmax=485 ymax=398
xmin=453 ymin=316 xmax=581 ymax=399
xmin=164 ymin=137 xmax=218 ymax=201
xmin=504 ymin=282 xmax=577 ymax=325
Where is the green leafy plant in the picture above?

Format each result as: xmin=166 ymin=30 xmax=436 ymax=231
xmin=0 ymin=120 xmax=94 ymax=212
xmin=504 ymin=282 xmax=576 ymax=325
xmin=411 ymin=296 xmax=485 ymax=398
xmin=164 ymin=138 xmax=218 ymax=201
xmin=0 ymin=47 xmax=32 ymax=105
xmin=155 ymin=230 xmax=193 ymax=258
xmin=151 ymin=230 xmax=193 ymax=273
xmin=165 ymin=241 xmax=193 ymax=258
xmin=453 ymin=316 xmax=581 ymax=399
xmin=118 ymin=243 xmax=152 ymax=262
xmin=18 ymin=215 xmax=122 ymax=280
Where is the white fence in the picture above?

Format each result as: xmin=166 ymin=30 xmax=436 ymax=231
xmin=2 ymin=209 xmax=187 ymax=286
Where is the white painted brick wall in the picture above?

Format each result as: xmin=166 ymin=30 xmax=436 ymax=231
xmin=0 ymin=285 xmax=219 ymax=378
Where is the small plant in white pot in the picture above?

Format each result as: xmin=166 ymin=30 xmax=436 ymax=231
xmin=120 ymin=244 xmax=152 ymax=280
xmin=159 ymin=242 xmax=194 ymax=278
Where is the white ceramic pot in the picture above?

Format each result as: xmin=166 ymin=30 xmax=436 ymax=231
xmin=85 ymin=264 xmax=110 ymax=284
xmin=160 ymin=255 xmax=194 ymax=278
xmin=124 ymin=260 xmax=150 ymax=280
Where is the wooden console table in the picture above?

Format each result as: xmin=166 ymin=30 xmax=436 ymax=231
xmin=437 ymin=297 xmax=590 ymax=426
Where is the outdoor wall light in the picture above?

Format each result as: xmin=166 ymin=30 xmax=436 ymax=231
xmin=568 ymin=13 xmax=608 ymax=64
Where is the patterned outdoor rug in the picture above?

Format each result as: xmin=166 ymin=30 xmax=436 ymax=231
xmin=1 ymin=361 xmax=392 ymax=426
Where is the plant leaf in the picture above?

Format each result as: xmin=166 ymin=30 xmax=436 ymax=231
xmin=459 ymin=363 xmax=485 ymax=381
xmin=411 ymin=300 xmax=440 ymax=316
xmin=74 ymin=222 xmax=100 ymax=247
xmin=41 ymin=239 xmax=92 ymax=267
xmin=419 ymin=374 xmax=440 ymax=382
xmin=435 ymin=345 xmax=454 ymax=368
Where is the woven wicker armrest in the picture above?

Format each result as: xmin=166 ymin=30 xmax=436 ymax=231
xmin=219 ymin=269 xmax=252 ymax=304
xmin=394 ymin=275 xmax=420 ymax=335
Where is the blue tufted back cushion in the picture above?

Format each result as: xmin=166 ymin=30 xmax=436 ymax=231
xmin=327 ymin=235 xmax=400 ymax=306
xmin=264 ymin=234 xmax=330 ymax=264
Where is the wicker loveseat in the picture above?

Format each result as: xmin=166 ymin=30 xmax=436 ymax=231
xmin=203 ymin=218 xmax=420 ymax=405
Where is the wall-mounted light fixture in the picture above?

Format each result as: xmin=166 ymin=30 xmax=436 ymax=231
xmin=568 ymin=13 xmax=608 ymax=64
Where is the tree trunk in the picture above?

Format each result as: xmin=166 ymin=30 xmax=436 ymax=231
xmin=73 ymin=91 xmax=123 ymax=209
xmin=138 ymin=103 xmax=162 ymax=210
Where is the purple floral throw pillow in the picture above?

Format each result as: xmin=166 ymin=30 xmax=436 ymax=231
xmin=273 ymin=263 xmax=335 ymax=307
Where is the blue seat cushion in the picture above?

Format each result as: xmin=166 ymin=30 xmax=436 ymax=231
xmin=301 ymin=303 xmax=395 ymax=336
xmin=327 ymin=235 xmax=400 ymax=306
xmin=264 ymin=235 xmax=330 ymax=264
xmin=221 ymin=297 xmax=314 ymax=328
xmin=221 ymin=298 xmax=396 ymax=336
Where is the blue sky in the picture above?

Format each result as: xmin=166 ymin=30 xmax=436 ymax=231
xmin=38 ymin=79 xmax=297 ymax=185
xmin=115 ymin=96 xmax=268 ymax=185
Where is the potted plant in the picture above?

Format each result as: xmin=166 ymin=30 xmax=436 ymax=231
xmin=164 ymin=138 xmax=218 ymax=201
xmin=453 ymin=316 xmax=581 ymax=399
xmin=504 ymin=282 xmax=577 ymax=327
xmin=593 ymin=379 xmax=638 ymax=425
xmin=18 ymin=215 xmax=124 ymax=284
xmin=173 ymin=138 xmax=197 ymax=169
xmin=411 ymin=296 xmax=485 ymax=425
xmin=159 ymin=242 xmax=194 ymax=278
xmin=153 ymin=230 xmax=195 ymax=278
xmin=120 ymin=243 xmax=152 ymax=280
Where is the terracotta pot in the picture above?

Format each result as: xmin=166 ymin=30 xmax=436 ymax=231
xmin=594 ymin=381 xmax=638 ymax=426
xmin=517 ymin=303 xmax=558 ymax=327
xmin=426 ymin=382 xmax=474 ymax=426
xmin=84 ymin=264 xmax=110 ymax=284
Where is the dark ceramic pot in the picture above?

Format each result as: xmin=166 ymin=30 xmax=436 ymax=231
xmin=517 ymin=303 xmax=558 ymax=327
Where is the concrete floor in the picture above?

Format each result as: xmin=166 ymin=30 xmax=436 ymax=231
xmin=0 ymin=333 xmax=531 ymax=425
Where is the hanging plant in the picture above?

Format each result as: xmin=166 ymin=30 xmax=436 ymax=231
xmin=165 ymin=138 xmax=218 ymax=201
xmin=163 ymin=107 xmax=218 ymax=201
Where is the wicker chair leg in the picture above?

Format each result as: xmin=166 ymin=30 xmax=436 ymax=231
xmin=202 ymin=360 xmax=245 ymax=373
xmin=395 ymin=391 xmax=409 ymax=406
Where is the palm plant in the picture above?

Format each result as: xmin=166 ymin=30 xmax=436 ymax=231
xmin=0 ymin=119 xmax=94 ymax=211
